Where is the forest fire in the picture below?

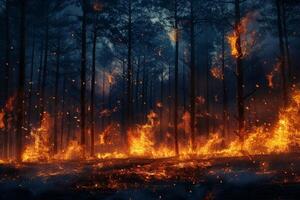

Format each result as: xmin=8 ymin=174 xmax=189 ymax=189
xmin=12 ymin=88 xmax=300 ymax=162
xmin=0 ymin=0 xmax=299 ymax=199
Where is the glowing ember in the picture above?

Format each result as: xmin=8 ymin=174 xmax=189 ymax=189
xmin=266 ymin=61 xmax=280 ymax=88
xmin=210 ymin=67 xmax=223 ymax=80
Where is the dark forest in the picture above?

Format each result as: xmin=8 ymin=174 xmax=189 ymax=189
xmin=0 ymin=0 xmax=300 ymax=199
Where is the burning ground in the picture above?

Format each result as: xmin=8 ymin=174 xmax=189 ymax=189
xmin=1 ymin=89 xmax=300 ymax=199
xmin=1 ymin=155 xmax=300 ymax=199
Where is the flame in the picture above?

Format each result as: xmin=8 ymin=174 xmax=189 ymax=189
xmin=7 ymin=87 xmax=300 ymax=162
xmin=266 ymin=61 xmax=280 ymax=88
xmin=0 ymin=96 xmax=15 ymax=129
xmin=128 ymin=111 xmax=157 ymax=157
xmin=108 ymin=74 xmax=113 ymax=84
xmin=126 ymin=88 xmax=300 ymax=159
xmin=56 ymin=140 xmax=84 ymax=160
xmin=22 ymin=113 xmax=52 ymax=162
xmin=227 ymin=12 xmax=257 ymax=58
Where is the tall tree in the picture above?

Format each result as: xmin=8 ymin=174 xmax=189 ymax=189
xmin=53 ymin=37 xmax=61 ymax=154
xmin=276 ymin=0 xmax=288 ymax=106
xmin=3 ymin=0 xmax=11 ymax=159
xmin=80 ymin=0 xmax=87 ymax=155
xmin=173 ymin=0 xmax=180 ymax=156
xmin=16 ymin=0 xmax=27 ymax=162
xmin=234 ymin=0 xmax=245 ymax=139
xmin=189 ymin=0 xmax=196 ymax=149
xmin=39 ymin=1 xmax=49 ymax=123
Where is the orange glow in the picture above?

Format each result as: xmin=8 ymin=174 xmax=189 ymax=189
xmin=93 ymin=2 xmax=103 ymax=12
xmin=210 ymin=67 xmax=223 ymax=80
xmin=168 ymin=28 xmax=178 ymax=42
xmin=22 ymin=113 xmax=51 ymax=162
xmin=266 ymin=61 xmax=280 ymax=88
xmin=0 ymin=111 xmax=4 ymax=129
xmin=0 ymin=96 xmax=15 ymax=129
xmin=227 ymin=12 xmax=257 ymax=59
xmin=56 ymin=140 xmax=84 ymax=160
xmin=11 ymin=88 xmax=300 ymax=162
xmin=128 ymin=111 xmax=157 ymax=157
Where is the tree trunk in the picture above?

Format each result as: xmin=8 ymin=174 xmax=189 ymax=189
xmin=235 ymin=0 xmax=245 ymax=138
xmin=27 ymin=36 xmax=35 ymax=135
xmin=101 ymin=70 xmax=105 ymax=130
xmin=141 ymin=57 xmax=147 ymax=122
xmin=3 ymin=0 xmax=11 ymax=159
xmin=222 ymin=29 xmax=229 ymax=140
xmin=189 ymin=0 xmax=196 ymax=149
xmin=80 ymin=0 xmax=87 ymax=155
xmin=126 ymin=0 xmax=133 ymax=140
xmin=60 ymin=73 xmax=66 ymax=150
xmin=16 ymin=0 xmax=27 ymax=162
xmin=159 ymin=67 xmax=164 ymax=139
xmin=174 ymin=0 xmax=179 ymax=156
xmin=135 ymin=56 xmax=140 ymax=121
xmin=222 ymin=30 xmax=229 ymax=141
xmin=40 ymin=4 xmax=49 ymax=123
xmin=205 ymin=47 xmax=210 ymax=137
xmin=282 ymin=1 xmax=292 ymax=85
xmin=90 ymin=17 xmax=97 ymax=157
xmin=53 ymin=38 xmax=61 ymax=154
xmin=276 ymin=0 xmax=288 ymax=106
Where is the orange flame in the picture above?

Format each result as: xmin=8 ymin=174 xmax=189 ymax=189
xmin=22 ymin=113 xmax=52 ymax=162
xmin=56 ymin=140 xmax=84 ymax=160
xmin=227 ymin=12 xmax=257 ymax=58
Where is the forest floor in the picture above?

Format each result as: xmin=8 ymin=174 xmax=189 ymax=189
xmin=1 ymin=154 xmax=300 ymax=200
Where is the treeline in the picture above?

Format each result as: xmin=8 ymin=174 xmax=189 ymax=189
xmin=0 ymin=0 xmax=299 ymax=161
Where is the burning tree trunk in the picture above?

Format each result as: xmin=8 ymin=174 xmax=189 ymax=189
xmin=189 ymin=0 xmax=196 ymax=149
xmin=53 ymin=38 xmax=61 ymax=154
xmin=174 ymin=0 xmax=179 ymax=156
xmin=276 ymin=0 xmax=288 ymax=106
xmin=16 ymin=0 xmax=27 ymax=162
xmin=234 ymin=0 xmax=245 ymax=138
xmin=80 ymin=0 xmax=87 ymax=155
